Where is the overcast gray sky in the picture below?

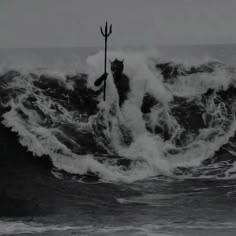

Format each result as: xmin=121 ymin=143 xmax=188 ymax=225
xmin=0 ymin=0 xmax=235 ymax=48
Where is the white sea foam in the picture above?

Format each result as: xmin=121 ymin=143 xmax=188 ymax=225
xmin=0 ymin=220 xmax=80 ymax=235
xmin=1 ymin=49 xmax=236 ymax=182
xmin=0 ymin=220 xmax=182 ymax=236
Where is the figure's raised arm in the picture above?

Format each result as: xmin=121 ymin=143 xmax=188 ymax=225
xmin=94 ymin=73 xmax=108 ymax=87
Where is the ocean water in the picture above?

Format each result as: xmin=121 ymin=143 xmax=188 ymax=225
xmin=1 ymin=45 xmax=236 ymax=236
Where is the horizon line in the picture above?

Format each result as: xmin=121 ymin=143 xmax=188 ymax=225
xmin=0 ymin=42 xmax=236 ymax=50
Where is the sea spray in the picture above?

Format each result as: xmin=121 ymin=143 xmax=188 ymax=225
xmin=0 ymin=49 xmax=236 ymax=181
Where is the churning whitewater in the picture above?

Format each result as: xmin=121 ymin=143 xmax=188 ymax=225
xmin=0 ymin=49 xmax=236 ymax=182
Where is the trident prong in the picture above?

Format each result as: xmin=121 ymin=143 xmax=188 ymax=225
xmin=100 ymin=22 xmax=112 ymax=38
xmin=100 ymin=21 xmax=112 ymax=101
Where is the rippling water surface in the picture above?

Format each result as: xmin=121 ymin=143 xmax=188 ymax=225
xmin=1 ymin=45 xmax=236 ymax=236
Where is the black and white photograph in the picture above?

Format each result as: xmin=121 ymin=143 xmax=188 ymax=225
xmin=1 ymin=1 xmax=236 ymax=235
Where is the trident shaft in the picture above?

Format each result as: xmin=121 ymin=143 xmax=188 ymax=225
xmin=100 ymin=22 xmax=112 ymax=101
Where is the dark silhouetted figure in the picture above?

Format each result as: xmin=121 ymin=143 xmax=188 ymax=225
xmin=94 ymin=59 xmax=130 ymax=107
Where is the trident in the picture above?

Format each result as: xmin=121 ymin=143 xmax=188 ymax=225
xmin=100 ymin=21 xmax=112 ymax=101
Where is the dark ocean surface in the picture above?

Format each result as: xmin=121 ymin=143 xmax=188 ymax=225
xmin=1 ymin=45 xmax=236 ymax=236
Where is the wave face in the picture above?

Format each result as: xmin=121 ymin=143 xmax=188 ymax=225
xmin=1 ymin=49 xmax=236 ymax=182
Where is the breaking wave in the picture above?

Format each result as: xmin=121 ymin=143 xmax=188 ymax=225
xmin=1 ymin=49 xmax=236 ymax=182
